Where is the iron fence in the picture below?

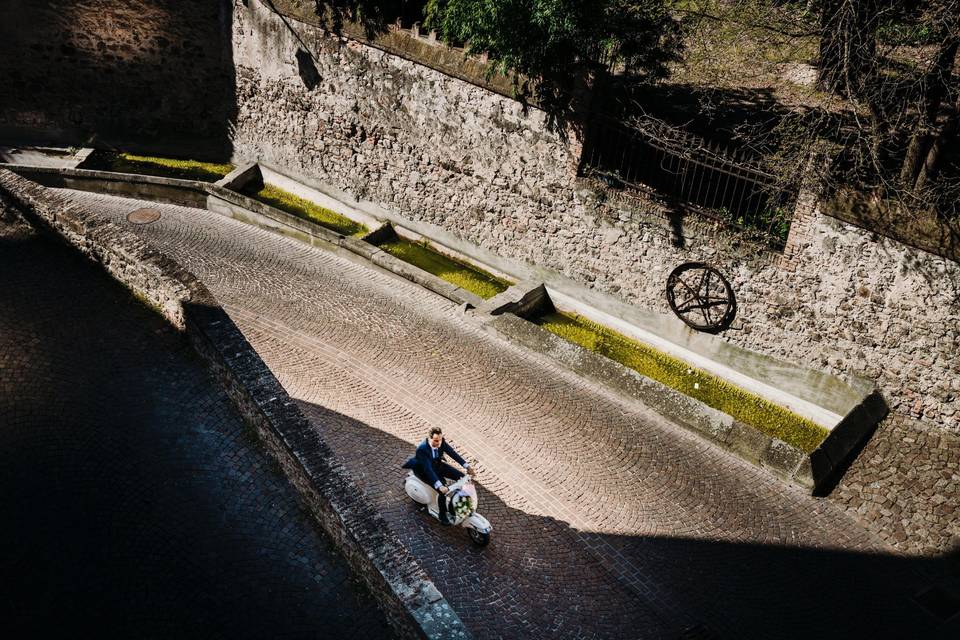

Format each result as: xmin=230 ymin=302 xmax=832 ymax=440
xmin=581 ymin=115 xmax=795 ymax=244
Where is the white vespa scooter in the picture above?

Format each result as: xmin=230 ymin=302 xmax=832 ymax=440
xmin=404 ymin=471 xmax=493 ymax=546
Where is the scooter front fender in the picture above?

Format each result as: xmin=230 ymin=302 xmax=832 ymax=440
xmin=463 ymin=512 xmax=491 ymax=533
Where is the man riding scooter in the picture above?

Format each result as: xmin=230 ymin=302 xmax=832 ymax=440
xmin=403 ymin=427 xmax=475 ymax=525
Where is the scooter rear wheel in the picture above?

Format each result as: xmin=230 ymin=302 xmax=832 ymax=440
xmin=468 ymin=528 xmax=490 ymax=547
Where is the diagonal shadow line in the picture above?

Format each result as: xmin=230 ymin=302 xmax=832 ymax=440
xmin=223 ymin=303 xmax=691 ymax=629
xmin=291 ymin=391 xmax=959 ymax=640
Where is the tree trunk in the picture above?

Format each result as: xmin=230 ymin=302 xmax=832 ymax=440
xmin=899 ymin=8 xmax=959 ymax=189
xmin=900 ymin=128 xmax=931 ymax=186
xmin=816 ymin=0 xmax=877 ymax=96
xmin=816 ymin=0 xmax=845 ymax=92
xmin=915 ymin=108 xmax=958 ymax=191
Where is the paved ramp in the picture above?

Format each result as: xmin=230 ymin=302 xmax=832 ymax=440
xmin=54 ymin=189 xmax=952 ymax=640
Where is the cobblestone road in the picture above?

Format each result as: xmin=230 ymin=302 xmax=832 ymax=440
xmin=0 ymin=217 xmax=392 ymax=638
xmin=58 ymin=190 xmax=958 ymax=639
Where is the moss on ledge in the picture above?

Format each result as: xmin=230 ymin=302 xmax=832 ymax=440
xmin=245 ymin=183 xmax=368 ymax=237
xmin=378 ymin=239 xmax=512 ymax=300
xmin=96 ymin=152 xmax=234 ymax=182
xmin=537 ymin=311 xmax=829 ymax=453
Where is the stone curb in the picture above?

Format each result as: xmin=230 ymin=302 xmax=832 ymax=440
xmin=0 ymin=169 xmax=472 ymax=640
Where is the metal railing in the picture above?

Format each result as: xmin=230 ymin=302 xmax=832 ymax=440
xmin=581 ymin=115 xmax=795 ymax=244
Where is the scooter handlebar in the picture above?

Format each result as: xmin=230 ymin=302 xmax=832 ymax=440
xmin=446 ymin=475 xmax=470 ymax=493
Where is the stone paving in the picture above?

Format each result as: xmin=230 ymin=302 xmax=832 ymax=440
xmin=833 ymin=414 xmax=960 ymax=554
xmin=55 ymin=189 xmax=960 ymax=639
xmin=0 ymin=216 xmax=393 ymax=638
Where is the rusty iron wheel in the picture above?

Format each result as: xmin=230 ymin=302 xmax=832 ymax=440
xmin=666 ymin=262 xmax=736 ymax=333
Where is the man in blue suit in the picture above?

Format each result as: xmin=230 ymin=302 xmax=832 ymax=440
xmin=405 ymin=426 xmax=474 ymax=525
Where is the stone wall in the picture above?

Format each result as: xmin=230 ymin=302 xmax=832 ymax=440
xmin=0 ymin=0 xmax=235 ymax=156
xmin=3 ymin=0 xmax=956 ymax=432
xmin=0 ymin=169 xmax=470 ymax=640
xmin=230 ymin=0 xmax=960 ymax=434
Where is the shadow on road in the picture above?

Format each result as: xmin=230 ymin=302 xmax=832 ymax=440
xmin=0 ymin=229 xmax=392 ymax=640
xmin=298 ymin=398 xmax=960 ymax=640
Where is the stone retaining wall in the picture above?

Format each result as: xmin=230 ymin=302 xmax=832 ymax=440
xmin=230 ymin=0 xmax=960 ymax=434
xmin=0 ymin=169 xmax=470 ymax=640
xmin=3 ymin=0 xmax=958 ymax=433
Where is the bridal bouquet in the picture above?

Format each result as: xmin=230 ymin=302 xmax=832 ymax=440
xmin=451 ymin=493 xmax=473 ymax=521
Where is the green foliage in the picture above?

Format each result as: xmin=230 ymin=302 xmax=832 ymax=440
xmin=378 ymin=239 xmax=512 ymax=299
xmin=759 ymin=206 xmax=793 ymax=242
xmin=730 ymin=205 xmax=792 ymax=243
xmin=877 ymin=20 xmax=937 ymax=46
xmin=538 ymin=311 xmax=829 ymax=453
xmin=105 ymin=153 xmax=234 ymax=182
xmin=248 ymin=184 xmax=368 ymax=237
xmin=425 ymin=0 xmax=683 ymax=124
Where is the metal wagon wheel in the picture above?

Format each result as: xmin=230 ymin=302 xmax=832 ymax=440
xmin=666 ymin=262 xmax=737 ymax=333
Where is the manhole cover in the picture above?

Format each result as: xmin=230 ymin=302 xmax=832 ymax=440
xmin=127 ymin=208 xmax=161 ymax=224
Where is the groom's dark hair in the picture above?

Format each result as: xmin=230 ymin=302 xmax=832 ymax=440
xmin=428 ymin=427 xmax=443 ymax=438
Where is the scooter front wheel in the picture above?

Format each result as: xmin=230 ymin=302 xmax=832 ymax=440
xmin=467 ymin=528 xmax=490 ymax=547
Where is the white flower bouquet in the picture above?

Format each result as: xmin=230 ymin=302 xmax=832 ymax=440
xmin=450 ymin=492 xmax=474 ymax=521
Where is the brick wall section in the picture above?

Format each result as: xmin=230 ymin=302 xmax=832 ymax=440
xmin=778 ymin=186 xmax=818 ymax=273
xmin=0 ymin=0 xmax=235 ymax=156
xmin=231 ymin=0 xmax=960 ymax=434
xmin=0 ymin=169 xmax=471 ymax=640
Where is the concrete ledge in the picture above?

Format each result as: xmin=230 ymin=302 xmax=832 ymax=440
xmin=0 ymin=169 xmax=472 ymax=640
xmin=343 ymin=235 xmax=386 ymax=260
xmin=0 ymin=144 xmax=92 ymax=169
xmin=2 ymin=164 xmax=210 ymax=208
xmin=476 ymin=281 xmax=555 ymax=320
xmin=215 ymin=161 xmax=261 ymax=192
xmin=205 ymin=182 xmax=348 ymax=248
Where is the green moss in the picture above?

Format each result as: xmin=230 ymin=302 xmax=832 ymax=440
xmin=246 ymin=184 xmax=367 ymax=237
xmin=378 ymin=239 xmax=512 ymax=300
xmin=104 ymin=153 xmax=234 ymax=182
xmin=538 ymin=311 xmax=829 ymax=453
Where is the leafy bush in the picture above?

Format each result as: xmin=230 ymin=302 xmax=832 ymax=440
xmin=877 ymin=20 xmax=937 ymax=46
xmin=538 ymin=311 xmax=829 ymax=452
xmin=425 ymin=0 xmax=682 ymax=125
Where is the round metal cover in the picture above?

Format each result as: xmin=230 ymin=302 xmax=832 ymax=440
xmin=666 ymin=262 xmax=737 ymax=333
xmin=127 ymin=208 xmax=161 ymax=224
